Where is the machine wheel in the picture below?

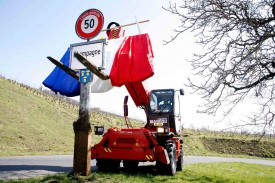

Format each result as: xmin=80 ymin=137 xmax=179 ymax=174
xmin=96 ymin=159 xmax=120 ymax=172
xmin=156 ymin=142 xmax=177 ymax=175
xmin=176 ymin=145 xmax=184 ymax=171
xmin=166 ymin=142 xmax=177 ymax=175
xmin=123 ymin=160 xmax=139 ymax=172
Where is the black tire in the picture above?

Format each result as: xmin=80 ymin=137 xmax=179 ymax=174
xmin=96 ymin=159 xmax=120 ymax=172
xmin=167 ymin=142 xmax=177 ymax=175
xmin=176 ymin=145 xmax=184 ymax=171
xmin=156 ymin=142 xmax=177 ymax=175
xmin=123 ymin=160 xmax=139 ymax=172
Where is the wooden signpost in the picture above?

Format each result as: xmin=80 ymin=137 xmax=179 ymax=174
xmin=46 ymin=55 xmax=94 ymax=175
xmin=73 ymin=80 xmax=92 ymax=175
xmin=72 ymin=9 xmax=105 ymax=176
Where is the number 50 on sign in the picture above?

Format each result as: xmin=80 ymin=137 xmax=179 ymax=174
xmin=75 ymin=9 xmax=104 ymax=40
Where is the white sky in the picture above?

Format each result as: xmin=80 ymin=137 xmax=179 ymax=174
xmin=0 ymin=0 xmax=251 ymax=130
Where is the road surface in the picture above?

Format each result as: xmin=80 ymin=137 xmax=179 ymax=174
xmin=0 ymin=155 xmax=275 ymax=181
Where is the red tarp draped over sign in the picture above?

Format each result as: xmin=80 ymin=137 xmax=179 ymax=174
xmin=109 ymin=33 xmax=154 ymax=87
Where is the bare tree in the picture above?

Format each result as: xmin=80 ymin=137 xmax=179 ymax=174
xmin=164 ymin=0 xmax=275 ymax=133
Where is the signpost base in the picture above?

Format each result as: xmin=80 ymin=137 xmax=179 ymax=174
xmin=73 ymin=82 xmax=91 ymax=176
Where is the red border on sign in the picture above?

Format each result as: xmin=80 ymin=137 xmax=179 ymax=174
xmin=75 ymin=9 xmax=104 ymax=40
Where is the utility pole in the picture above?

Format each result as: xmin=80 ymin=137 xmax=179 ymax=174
xmin=73 ymin=80 xmax=92 ymax=175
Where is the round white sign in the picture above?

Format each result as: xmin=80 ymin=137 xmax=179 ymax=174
xmin=75 ymin=9 xmax=104 ymax=40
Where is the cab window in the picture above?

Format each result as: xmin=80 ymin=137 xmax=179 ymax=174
xmin=149 ymin=90 xmax=174 ymax=113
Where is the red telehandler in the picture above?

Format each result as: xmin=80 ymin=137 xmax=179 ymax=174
xmin=92 ymin=82 xmax=184 ymax=175
xmin=46 ymin=50 xmax=184 ymax=175
xmin=46 ymin=48 xmax=184 ymax=175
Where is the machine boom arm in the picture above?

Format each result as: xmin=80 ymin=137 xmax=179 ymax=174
xmin=125 ymin=82 xmax=149 ymax=108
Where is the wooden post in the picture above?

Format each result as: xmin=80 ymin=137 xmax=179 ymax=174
xmin=73 ymin=81 xmax=92 ymax=176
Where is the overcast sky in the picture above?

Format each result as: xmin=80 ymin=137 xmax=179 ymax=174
xmin=0 ymin=0 xmax=243 ymax=130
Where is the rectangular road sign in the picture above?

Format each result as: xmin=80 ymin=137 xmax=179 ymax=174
xmin=70 ymin=39 xmax=106 ymax=70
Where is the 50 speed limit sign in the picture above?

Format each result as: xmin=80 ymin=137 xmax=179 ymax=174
xmin=75 ymin=9 xmax=104 ymax=40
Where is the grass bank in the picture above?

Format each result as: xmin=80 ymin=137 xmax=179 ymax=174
xmin=183 ymin=129 xmax=275 ymax=158
xmin=0 ymin=76 xmax=141 ymax=157
xmin=0 ymin=76 xmax=275 ymax=158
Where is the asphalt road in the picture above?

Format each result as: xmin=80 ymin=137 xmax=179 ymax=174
xmin=0 ymin=155 xmax=275 ymax=181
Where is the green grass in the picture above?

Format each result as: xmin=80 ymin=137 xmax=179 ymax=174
xmin=183 ymin=162 xmax=275 ymax=183
xmin=2 ymin=162 xmax=275 ymax=183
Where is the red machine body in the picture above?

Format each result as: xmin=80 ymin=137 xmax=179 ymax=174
xmin=91 ymin=81 xmax=184 ymax=175
xmin=91 ymin=127 xmax=169 ymax=164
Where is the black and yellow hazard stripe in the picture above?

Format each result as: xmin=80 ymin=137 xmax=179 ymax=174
xmin=104 ymin=147 xmax=112 ymax=153
xmin=111 ymin=29 xmax=119 ymax=39
xmin=145 ymin=155 xmax=153 ymax=160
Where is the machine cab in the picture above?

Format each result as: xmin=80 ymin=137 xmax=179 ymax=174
xmin=146 ymin=89 xmax=184 ymax=137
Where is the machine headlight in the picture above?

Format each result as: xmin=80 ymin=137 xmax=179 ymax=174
xmin=157 ymin=127 xmax=165 ymax=133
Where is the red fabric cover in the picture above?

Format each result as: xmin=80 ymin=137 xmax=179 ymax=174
xmin=109 ymin=33 xmax=154 ymax=87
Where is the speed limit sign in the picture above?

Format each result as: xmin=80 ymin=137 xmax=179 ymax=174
xmin=75 ymin=9 xmax=104 ymax=40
